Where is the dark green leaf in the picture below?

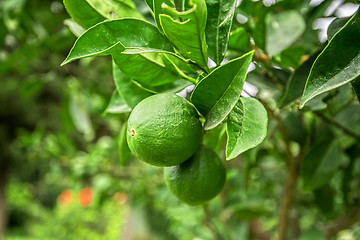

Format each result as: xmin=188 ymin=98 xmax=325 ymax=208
xmin=119 ymin=122 xmax=132 ymax=166
xmin=279 ymin=51 xmax=320 ymax=108
xmin=103 ymin=90 xmax=131 ymax=115
xmin=327 ymin=17 xmax=350 ymax=41
xmin=301 ymin=140 xmax=344 ymax=191
xmin=226 ymin=97 xmax=268 ymax=160
xmin=314 ymin=184 xmax=335 ymax=217
xmin=277 ymin=46 xmax=307 ymax=68
xmin=159 ymin=0 xmax=209 ymax=69
xmin=266 ymin=10 xmax=306 ymax=56
xmin=62 ymin=19 xmax=175 ymax=65
xmin=112 ymin=60 xmax=153 ymax=108
xmin=351 ymin=75 xmax=360 ymax=102
xmin=228 ymin=28 xmax=252 ymax=53
xmin=190 ymin=51 xmax=254 ymax=130
xmin=300 ymin=9 xmax=360 ymax=108
xmin=205 ymin=0 xmax=237 ymax=65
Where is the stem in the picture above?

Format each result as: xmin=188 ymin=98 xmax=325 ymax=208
xmin=315 ymin=111 xmax=360 ymax=141
xmin=323 ymin=206 xmax=360 ymax=239
xmin=202 ymin=205 xmax=223 ymax=240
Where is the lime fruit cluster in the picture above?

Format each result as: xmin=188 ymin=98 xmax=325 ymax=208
xmin=127 ymin=93 xmax=202 ymax=167
xmin=126 ymin=93 xmax=226 ymax=205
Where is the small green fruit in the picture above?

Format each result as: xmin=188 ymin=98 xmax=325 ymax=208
xmin=164 ymin=145 xmax=226 ymax=206
xmin=127 ymin=93 xmax=202 ymax=167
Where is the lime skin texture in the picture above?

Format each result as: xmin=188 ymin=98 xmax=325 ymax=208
xmin=127 ymin=93 xmax=203 ymax=167
xmin=164 ymin=145 xmax=226 ymax=206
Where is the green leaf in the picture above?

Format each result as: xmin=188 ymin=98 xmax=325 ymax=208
xmin=63 ymin=0 xmax=144 ymax=29
xmin=228 ymin=28 xmax=252 ymax=53
xmin=112 ymin=60 xmax=153 ymax=108
xmin=119 ymin=122 xmax=132 ymax=166
xmin=153 ymin=0 xmax=174 ymax=33
xmin=301 ymin=140 xmax=344 ymax=191
xmin=233 ymin=202 xmax=271 ymax=221
xmin=226 ymin=97 xmax=268 ymax=160
xmin=61 ymin=19 xmax=175 ymax=66
xmin=351 ymin=75 xmax=360 ymax=102
xmin=63 ymin=0 xmax=106 ymax=29
xmin=266 ymin=10 xmax=305 ymax=56
xmin=159 ymin=0 xmax=209 ymax=69
xmin=205 ymin=0 xmax=237 ymax=65
xmin=103 ymin=90 xmax=131 ymax=115
xmin=190 ymin=51 xmax=254 ymax=130
xmin=279 ymin=51 xmax=320 ymax=107
xmin=327 ymin=17 xmax=350 ymax=41
xmin=112 ymin=53 xmax=187 ymax=92
xmin=300 ymin=9 xmax=360 ymax=108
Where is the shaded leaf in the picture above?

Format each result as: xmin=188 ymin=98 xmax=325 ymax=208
xmin=228 ymin=27 xmax=252 ymax=53
xmin=153 ymin=0 xmax=174 ymax=33
xmin=62 ymin=19 xmax=175 ymax=65
xmin=112 ymin=60 xmax=153 ymax=108
xmin=159 ymin=0 xmax=209 ymax=69
xmin=300 ymin=9 xmax=360 ymax=108
xmin=86 ymin=0 xmax=144 ymax=20
xmin=205 ymin=0 xmax=237 ymax=65
xmin=233 ymin=202 xmax=271 ymax=220
xmin=191 ymin=51 xmax=254 ymax=130
xmin=314 ymin=184 xmax=335 ymax=217
xmin=226 ymin=97 xmax=268 ymax=160
xmin=327 ymin=17 xmax=350 ymax=41
xmin=301 ymin=140 xmax=344 ymax=191
xmin=351 ymin=75 xmax=360 ymax=102
xmin=103 ymin=90 xmax=131 ymax=115
xmin=279 ymin=50 xmax=320 ymax=108
xmin=266 ymin=10 xmax=305 ymax=56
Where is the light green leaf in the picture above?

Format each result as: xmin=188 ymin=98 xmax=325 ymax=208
xmin=266 ymin=10 xmax=305 ymax=56
xmin=61 ymin=19 xmax=175 ymax=66
xmin=226 ymin=97 xmax=268 ymax=160
xmin=301 ymin=140 xmax=345 ymax=191
xmin=112 ymin=60 xmax=153 ymax=108
xmin=103 ymin=90 xmax=131 ymax=115
xmin=159 ymin=0 xmax=209 ymax=70
xmin=228 ymin=28 xmax=252 ymax=53
xmin=153 ymin=0 xmax=174 ymax=33
xmin=63 ymin=0 xmax=143 ymax=29
xmin=300 ymin=9 xmax=360 ymax=108
xmin=63 ymin=0 xmax=105 ymax=29
xmin=190 ymin=51 xmax=254 ymax=130
xmin=205 ymin=0 xmax=237 ymax=65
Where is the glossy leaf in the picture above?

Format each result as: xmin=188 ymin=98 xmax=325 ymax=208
xmin=63 ymin=0 xmax=105 ymax=29
xmin=159 ymin=0 xmax=209 ymax=69
xmin=153 ymin=0 xmax=174 ymax=33
xmin=86 ymin=0 xmax=143 ymax=20
xmin=300 ymin=9 xmax=360 ymax=108
xmin=61 ymin=19 xmax=175 ymax=66
xmin=226 ymin=97 xmax=268 ymax=160
xmin=301 ymin=140 xmax=344 ymax=191
xmin=112 ymin=53 xmax=188 ymax=92
xmin=112 ymin=60 xmax=153 ymax=108
xmin=279 ymin=51 xmax=320 ymax=107
xmin=266 ymin=10 xmax=305 ymax=56
xmin=190 ymin=51 xmax=254 ymax=130
xmin=103 ymin=90 xmax=131 ymax=115
xmin=327 ymin=17 xmax=350 ymax=41
xmin=205 ymin=0 xmax=237 ymax=65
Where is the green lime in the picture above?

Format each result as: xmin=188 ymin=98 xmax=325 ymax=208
xmin=164 ymin=145 xmax=226 ymax=206
xmin=127 ymin=93 xmax=202 ymax=167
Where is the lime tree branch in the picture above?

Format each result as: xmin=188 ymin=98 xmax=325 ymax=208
xmin=323 ymin=206 xmax=360 ymax=239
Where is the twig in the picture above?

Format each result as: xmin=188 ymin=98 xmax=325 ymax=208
xmin=323 ymin=206 xmax=360 ymax=239
xmin=202 ymin=205 xmax=223 ymax=240
xmin=315 ymin=111 xmax=360 ymax=141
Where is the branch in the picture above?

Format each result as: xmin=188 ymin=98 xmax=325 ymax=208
xmin=323 ymin=206 xmax=360 ymax=239
xmin=202 ymin=205 xmax=223 ymax=240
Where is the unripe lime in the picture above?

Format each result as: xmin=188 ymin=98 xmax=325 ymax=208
xmin=164 ymin=145 xmax=226 ymax=206
xmin=127 ymin=93 xmax=202 ymax=167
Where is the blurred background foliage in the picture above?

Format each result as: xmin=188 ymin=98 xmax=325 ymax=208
xmin=1 ymin=0 xmax=360 ymax=239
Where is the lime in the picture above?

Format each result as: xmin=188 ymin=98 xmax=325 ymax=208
xmin=164 ymin=145 xmax=226 ymax=206
xmin=127 ymin=93 xmax=202 ymax=167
